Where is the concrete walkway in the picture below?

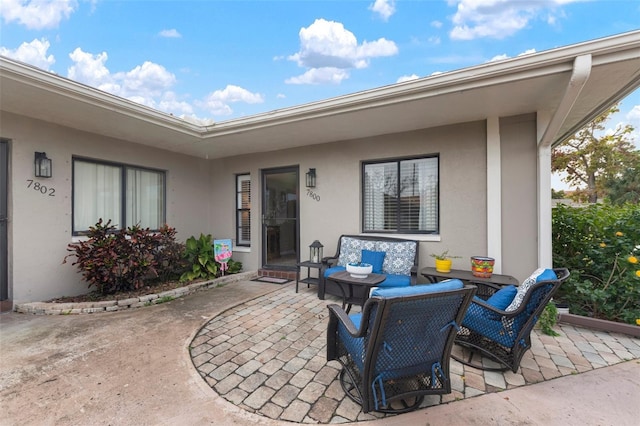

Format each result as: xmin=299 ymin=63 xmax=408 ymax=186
xmin=1 ymin=279 xmax=639 ymax=425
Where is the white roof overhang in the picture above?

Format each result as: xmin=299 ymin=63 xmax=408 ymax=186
xmin=1 ymin=30 xmax=639 ymax=160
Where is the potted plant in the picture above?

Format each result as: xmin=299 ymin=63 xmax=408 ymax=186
xmin=430 ymin=250 xmax=460 ymax=273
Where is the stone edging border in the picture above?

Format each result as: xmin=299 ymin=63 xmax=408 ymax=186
xmin=559 ymin=313 xmax=640 ymax=338
xmin=14 ymin=271 xmax=258 ymax=315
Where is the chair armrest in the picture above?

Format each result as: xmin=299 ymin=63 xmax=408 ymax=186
xmin=327 ymin=304 xmax=365 ymax=337
xmin=322 ymin=256 xmax=338 ymax=266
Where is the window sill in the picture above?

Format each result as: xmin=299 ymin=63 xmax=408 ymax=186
xmin=360 ymin=233 xmax=441 ymax=242
xmin=233 ymin=246 xmax=251 ymax=253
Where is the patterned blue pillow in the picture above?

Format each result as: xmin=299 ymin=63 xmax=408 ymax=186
xmin=505 ymin=268 xmax=557 ymax=312
xmin=361 ymin=250 xmax=386 ymax=274
xmin=376 ymin=241 xmax=416 ymax=276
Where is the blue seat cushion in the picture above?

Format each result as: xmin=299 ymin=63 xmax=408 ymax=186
xmin=324 ymin=266 xmax=346 ymax=277
xmin=376 ymin=274 xmax=410 ymax=288
xmin=361 ymin=249 xmax=386 ymax=274
xmin=462 ymin=305 xmax=516 ymax=347
xmin=338 ymin=313 xmax=365 ymax=371
xmin=371 ymin=279 xmax=463 ymax=298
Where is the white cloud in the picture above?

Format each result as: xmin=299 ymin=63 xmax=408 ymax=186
xmin=488 ymin=53 xmax=509 ymax=62
xmin=0 ymin=0 xmax=77 ymax=30
xmin=159 ymin=29 xmax=181 ymax=38
xmin=287 ymin=18 xmax=398 ymax=85
xmin=397 ymin=74 xmax=419 ymax=83
xmin=197 ymin=85 xmax=264 ymax=116
xmin=448 ymin=0 xmax=582 ymax=40
xmin=369 ymin=0 xmax=396 ymax=21
xmin=286 ymin=67 xmax=350 ymax=85
xmin=431 ymin=20 xmax=443 ymax=29
xmin=0 ymin=38 xmax=55 ymax=70
xmin=67 ymin=48 xmax=178 ymax=110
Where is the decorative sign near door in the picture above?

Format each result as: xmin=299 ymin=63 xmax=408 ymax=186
xmin=214 ymin=239 xmax=233 ymax=273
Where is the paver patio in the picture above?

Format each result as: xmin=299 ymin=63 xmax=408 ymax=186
xmin=191 ymin=283 xmax=640 ymax=424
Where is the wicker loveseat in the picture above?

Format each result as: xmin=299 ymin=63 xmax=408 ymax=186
xmin=319 ymin=235 xmax=419 ymax=301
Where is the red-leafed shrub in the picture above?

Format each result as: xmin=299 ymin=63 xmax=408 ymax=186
xmin=63 ymin=220 xmax=186 ymax=295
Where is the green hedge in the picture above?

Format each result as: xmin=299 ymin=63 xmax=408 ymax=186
xmin=552 ymin=203 xmax=640 ymax=324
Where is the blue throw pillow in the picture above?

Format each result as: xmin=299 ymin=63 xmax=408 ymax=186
xmin=485 ymin=285 xmax=517 ymax=310
xmin=361 ymin=249 xmax=386 ymax=274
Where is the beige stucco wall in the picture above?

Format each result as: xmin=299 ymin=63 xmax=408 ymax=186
xmin=1 ymin=112 xmax=211 ymax=303
xmin=500 ymin=113 xmax=539 ymax=282
xmin=2 ymin=110 xmax=541 ymax=302
xmin=210 ymin=121 xmax=490 ymax=280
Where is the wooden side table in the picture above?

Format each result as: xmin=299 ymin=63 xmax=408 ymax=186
xmin=328 ymin=270 xmax=386 ymax=313
xmin=420 ymin=266 xmax=519 ymax=286
xmin=296 ymin=261 xmax=322 ymax=293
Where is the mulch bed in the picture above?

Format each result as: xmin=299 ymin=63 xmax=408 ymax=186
xmin=45 ymin=280 xmax=199 ymax=303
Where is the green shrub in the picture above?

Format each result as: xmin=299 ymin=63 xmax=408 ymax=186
xmin=552 ymin=203 xmax=640 ymax=324
xmin=180 ymin=234 xmax=219 ymax=282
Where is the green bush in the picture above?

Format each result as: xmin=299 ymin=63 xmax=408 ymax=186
xmin=180 ymin=234 xmax=244 ymax=282
xmin=64 ymin=220 xmax=184 ymax=295
xmin=552 ymin=203 xmax=640 ymax=324
xmin=180 ymin=234 xmax=219 ymax=282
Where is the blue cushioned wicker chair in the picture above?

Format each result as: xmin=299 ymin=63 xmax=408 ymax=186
xmin=453 ymin=267 xmax=570 ymax=373
xmin=326 ymin=280 xmax=476 ymax=414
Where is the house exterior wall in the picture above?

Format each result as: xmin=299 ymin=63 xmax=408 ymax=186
xmin=1 ymin=112 xmax=211 ymax=303
xmin=210 ymin=121 xmax=490 ymax=280
xmin=2 ymin=110 xmax=540 ymax=303
xmin=500 ymin=113 xmax=539 ymax=282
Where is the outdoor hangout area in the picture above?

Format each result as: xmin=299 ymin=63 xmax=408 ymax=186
xmin=2 ymin=275 xmax=639 ymax=425
xmin=190 ymin=279 xmax=640 ymax=423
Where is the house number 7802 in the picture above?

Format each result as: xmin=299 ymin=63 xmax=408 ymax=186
xmin=26 ymin=179 xmax=55 ymax=196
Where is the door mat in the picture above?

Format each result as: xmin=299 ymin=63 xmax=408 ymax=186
xmin=251 ymin=277 xmax=292 ymax=284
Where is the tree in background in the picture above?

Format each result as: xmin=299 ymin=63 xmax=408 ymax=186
xmin=604 ymin=154 xmax=640 ymax=205
xmin=552 ymin=105 xmax=638 ymax=203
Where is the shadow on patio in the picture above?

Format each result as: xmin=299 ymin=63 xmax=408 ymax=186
xmin=190 ymin=283 xmax=640 ymax=424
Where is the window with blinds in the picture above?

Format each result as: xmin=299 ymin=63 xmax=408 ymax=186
xmin=236 ymin=174 xmax=251 ymax=246
xmin=363 ymin=156 xmax=438 ymax=233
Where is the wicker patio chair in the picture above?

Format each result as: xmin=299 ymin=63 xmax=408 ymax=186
xmin=326 ymin=280 xmax=476 ymax=414
xmin=453 ymin=267 xmax=570 ymax=373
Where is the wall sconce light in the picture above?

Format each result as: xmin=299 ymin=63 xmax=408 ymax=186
xmin=34 ymin=152 xmax=52 ymax=178
xmin=305 ymin=168 xmax=316 ymax=188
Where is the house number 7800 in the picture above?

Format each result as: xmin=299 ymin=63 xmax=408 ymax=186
xmin=306 ymin=188 xmax=320 ymax=202
xmin=26 ymin=179 xmax=55 ymax=196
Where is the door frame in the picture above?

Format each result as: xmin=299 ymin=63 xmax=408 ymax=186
xmin=261 ymin=166 xmax=299 ymax=270
xmin=1 ymin=139 xmax=10 ymax=310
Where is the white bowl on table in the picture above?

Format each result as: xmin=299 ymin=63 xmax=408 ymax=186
xmin=346 ymin=262 xmax=373 ymax=278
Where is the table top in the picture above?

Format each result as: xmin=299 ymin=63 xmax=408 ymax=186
xmin=329 ymin=270 xmax=386 ymax=286
xmin=420 ymin=267 xmax=519 ymax=286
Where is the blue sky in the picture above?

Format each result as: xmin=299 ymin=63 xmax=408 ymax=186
xmin=1 ymin=0 xmax=639 ymax=188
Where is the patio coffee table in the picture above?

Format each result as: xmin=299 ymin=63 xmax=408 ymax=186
xmin=328 ymin=270 xmax=385 ymax=313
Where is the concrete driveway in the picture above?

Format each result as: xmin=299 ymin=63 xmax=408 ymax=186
xmin=1 ymin=279 xmax=639 ymax=426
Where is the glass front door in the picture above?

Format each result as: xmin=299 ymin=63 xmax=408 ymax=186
xmin=262 ymin=167 xmax=298 ymax=269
